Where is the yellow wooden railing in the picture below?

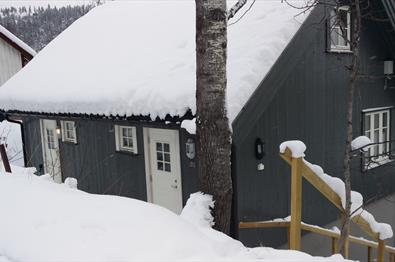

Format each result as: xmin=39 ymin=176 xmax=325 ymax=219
xmin=239 ymin=146 xmax=395 ymax=262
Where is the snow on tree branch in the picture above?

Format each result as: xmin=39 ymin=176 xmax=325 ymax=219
xmin=227 ymin=0 xmax=247 ymax=20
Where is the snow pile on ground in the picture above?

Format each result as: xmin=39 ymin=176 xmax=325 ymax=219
xmin=181 ymin=192 xmax=214 ymax=228
xmin=0 ymin=1 xmax=310 ymax=122
xmin=0 ymin=121 xmax=24 ymax=167
xmin=0 ymin=24 xmax=36 ymax=56
xmin=351 ymin=136 xmax=371 ymax=151
xmin=0 ymin=169 xmax=348 ymax=261
xmin=280 ymin=140 xmax=393 ymax=240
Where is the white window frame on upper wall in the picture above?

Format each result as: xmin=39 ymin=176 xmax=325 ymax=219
xmin=60 ymin=120 xmax=77 ymax=144
xmin=363 ymin=109 xmax=392 ymax=169
xmin=115 ymin=125 xmax=138 ymax=154
xmin=329 ymin=6 xmax=351 ymax=52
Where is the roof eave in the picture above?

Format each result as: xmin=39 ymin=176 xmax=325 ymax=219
xmin=2 ymin=109 xmax=194 ymax=124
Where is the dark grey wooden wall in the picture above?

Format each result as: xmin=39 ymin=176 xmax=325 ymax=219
xmin=23 ymin=117 xmax=44 ymax=171
xmin=22 ymin=117 xmax=199 ymax=204
xmin=232 ymin=3 xmax=395 ymax=247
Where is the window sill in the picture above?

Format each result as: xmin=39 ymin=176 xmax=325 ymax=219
xmin=115 ymin=150 xmax=138 ymax=156
xmin=327 ymin=49 xmax=353 ymax=54
xmin=62 ymin=140 xmax=78 ymax=145
xmin=365 ymin=157 xmax=393 ymax=170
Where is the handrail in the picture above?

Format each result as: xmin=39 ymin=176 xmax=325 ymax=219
xmin=239 ymin=220 xmax=395 ymax=258
xmin=239 ymin=144 xmax=394 ymax=262
xmin=281 ymin=147 xmax=386 ymax=242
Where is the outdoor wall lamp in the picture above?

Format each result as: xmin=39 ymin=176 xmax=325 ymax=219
xmin=186 ymin=138 xmax=196 ymax=160
xmin=255 ymin=138 xmax=265 ymax=160
xmin=56 ymin=126 xmax=61 ymax=138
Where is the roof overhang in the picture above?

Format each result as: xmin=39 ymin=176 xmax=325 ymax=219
xmin=0 ymin=32 xmax=33 ymax=61
xmin=2 ymin=109 xmax=194 ymax=124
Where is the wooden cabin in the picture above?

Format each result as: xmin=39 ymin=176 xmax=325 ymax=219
xmin=0 ymin=1 xmax=395 ymax=258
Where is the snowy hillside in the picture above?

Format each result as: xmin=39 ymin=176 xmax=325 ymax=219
xmin=0 ymin=169 xmax=348 ymax=261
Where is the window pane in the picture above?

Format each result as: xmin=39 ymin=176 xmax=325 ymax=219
xmin=122 ymin=128 xmax=128 ymax=137
xmin=374 ymin=130 xmax=379 ymax=156
xmin=157 ymin=162 xmax=163 ymax=171
xmin=382 ymin=129 xmax=388 ymax=152
xmin=156 ymin=143 xmax=162 ymax=151
xmin=331 ymin=29 xmax=339 ymax=46
xmin=364 ymin=115 xmax=371 ymax=132
xmin=374 ymin=114 xmax=379 ymax=129
xmin=165 ymin=163 xmax=171 ymax=172
xmin=339 ymin=10 xmax=348 ymax=29
xmin=164 ymin=153 xmax=170 ymax=162
xmin=157 ymin=152 xmax=163 ymax=161
xmin=122 ymin=138 xmax=129 ymax=147
xmin=126 ymin=128 xmax=132 ymax=137
xmin=383 ymin=112 xmax=388 ymax=127
xmin=164 ymin=143 xmax=170 ymax=153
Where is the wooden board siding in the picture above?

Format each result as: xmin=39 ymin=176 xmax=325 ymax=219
xmin=0 ymin=37 xmax=22 ymax=86
xmin=23 ymin=117 xmax=44 ymax=171
xmin=179 ymin=129 xmax=198 ymax=205
xmin=233 ymin=4 xmax=395 ymax=247
xmin=22 ymin=116 xmax=199 ymax=205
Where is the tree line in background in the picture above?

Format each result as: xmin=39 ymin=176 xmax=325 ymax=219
xmin=0 ymin=4 xmax=96 ymax=51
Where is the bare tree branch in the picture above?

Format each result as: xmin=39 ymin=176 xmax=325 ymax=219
xmin=227 ymin=0 xmax=247 ymax=20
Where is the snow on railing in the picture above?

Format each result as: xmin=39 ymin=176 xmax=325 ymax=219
xmin=278 ymin=140 xmax=394 ymax=262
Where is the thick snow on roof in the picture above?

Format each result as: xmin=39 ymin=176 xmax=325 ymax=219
xmin=0 ymin=1 xmax=310 ymax=121
xmin=0 ymin=25 xmax=36 ymax=57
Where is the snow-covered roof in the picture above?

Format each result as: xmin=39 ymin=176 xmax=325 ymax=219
xmin=0 ymin=25 xmax=36 ymax=57
xmin=0 ymin=1 xmax=310 ymax=121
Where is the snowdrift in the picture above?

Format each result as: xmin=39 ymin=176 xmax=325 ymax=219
xmin=0 ymin=169 xmax=347 ymax=261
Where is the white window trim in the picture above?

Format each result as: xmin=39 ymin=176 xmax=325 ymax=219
xmin=60 ymin=121 xmax=77 ymax=144
xmin=363 ymin=109 xmax=392 ymax=169
xmin=115 ymin=125 xmax=138 ymax=154
xmin=329 ymin=6 xmax=351 ymax=52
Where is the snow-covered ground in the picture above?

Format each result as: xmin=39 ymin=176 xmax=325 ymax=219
xmin=0 ymin=168 xmax=348 ymax=261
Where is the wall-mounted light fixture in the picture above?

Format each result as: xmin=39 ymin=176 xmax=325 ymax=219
xmin=255 ymin=138 xmax=265 ymax=160
xmin=384 ymin=60 xmax=394 ymax=90
xmin=186 ymin=138 xmax=196 ymax=160
xmin=56 ymin=126 xmax=61 ymax=138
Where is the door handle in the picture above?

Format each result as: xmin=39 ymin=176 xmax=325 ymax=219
xmin=171 ymin=185 xmax=178 ymax=189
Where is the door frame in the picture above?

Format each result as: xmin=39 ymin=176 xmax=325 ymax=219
xmin=143 ymin=127 xmax=183 ymax=207
xmin=40 ymin=119 xmax=63 ymax=182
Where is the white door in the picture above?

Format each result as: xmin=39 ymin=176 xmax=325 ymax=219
xmin=40 ymin=119 xmax=62 ymax=183
xmin=144 ymin=128 xmax=183 ymax=214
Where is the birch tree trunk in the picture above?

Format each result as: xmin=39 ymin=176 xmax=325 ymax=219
xmin=195 ymin=0 xmax=233 ymax=234
xmin=338 ymin=0 xmax=362 ymax=255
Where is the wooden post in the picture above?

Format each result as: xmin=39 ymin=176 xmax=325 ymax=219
xmin=389 ymin=253 xmax=395 ymax=262
xmin=0 ymin=144 xmax=11 ymax=173
xmin=367 ymin=246 xmax=372 ymax=262
xmin=289 ymin=157 xmax=302 ymax=250
xmin=344 ymin=237 xmax=350 ymax=259
xmin=378 ymin=239 xmax=385 ymax=262
xmin=331 ymin=237 xmax=338 ymax=254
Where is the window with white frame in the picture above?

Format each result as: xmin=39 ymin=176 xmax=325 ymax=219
xmin=61 ymin=121 xmax=77 ymax=143
xmin=329 ymin=6 xmax=351 ymax=51
xmin=115 ymin=125 xmax=138 ymax=153
xmin=363 ymin=110 xmax=391 ymax=168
